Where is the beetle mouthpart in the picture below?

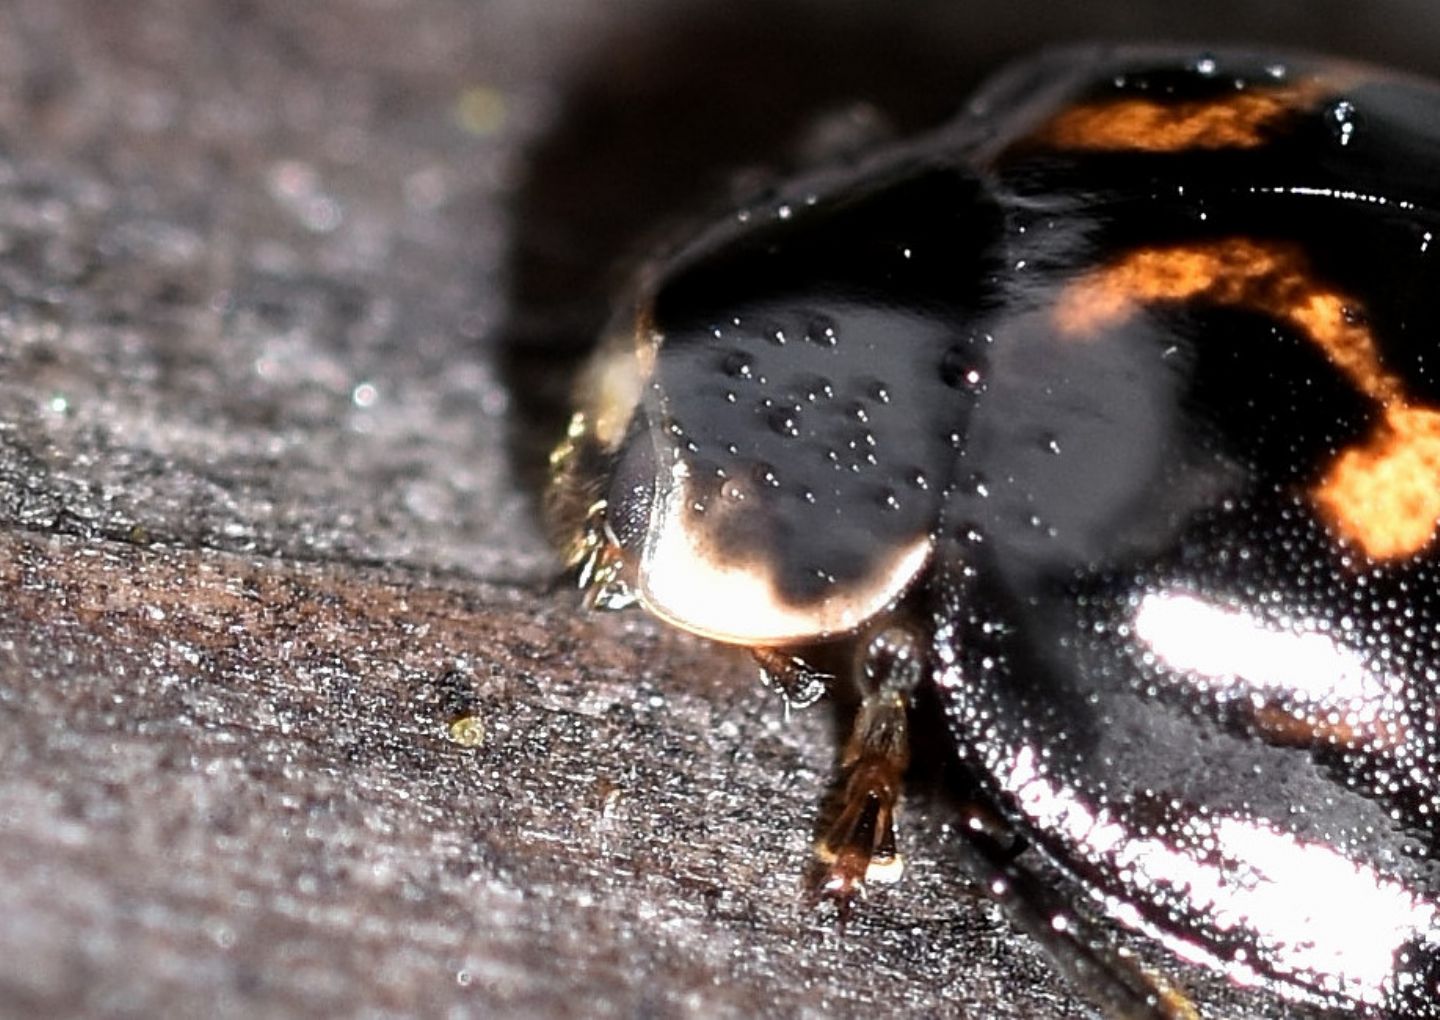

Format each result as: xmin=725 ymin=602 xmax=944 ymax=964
xmin=753 ymin=647 xmax=832 ymax=710
xmin=568 ymin=501 xmax=639 ymax=611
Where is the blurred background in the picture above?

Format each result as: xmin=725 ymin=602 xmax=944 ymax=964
xmin=2 ymin=1 xmax=1438 ymax=1017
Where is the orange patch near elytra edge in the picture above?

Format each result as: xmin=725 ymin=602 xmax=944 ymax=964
xmin=1316 ymin=406 xmax=1440 ymax=560
xmin=1035 ymin=86 xmax=1316 ymax=152
xmin=1054 ymin=238 xmax=1440 ymax=560
xmin=1251 ymin=702 xmax=1408 ymax=751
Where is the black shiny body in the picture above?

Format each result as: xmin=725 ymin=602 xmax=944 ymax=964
xmin=935 ymin=51 xmax=1440 ymax=1016
xmin=558 ymin=47 xmax=1440 ymax=1016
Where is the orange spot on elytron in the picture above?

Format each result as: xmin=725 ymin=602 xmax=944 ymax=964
xmin=1252 ymin=702 xmax=1407 ymax=751
xmin=1036 ymin=86 xmax=1316 ymax=152
xmin=1317 ymin=406 xmax=1440 ymax=559
xmin=1054 ymin=238 xmax=1439 ymax=560
xmin=1054 ymin=240 xmax=1392 ymax=402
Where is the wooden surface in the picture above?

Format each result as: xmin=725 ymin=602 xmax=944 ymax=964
xmin=4 ymin=2 xmax=1440 ymax=1017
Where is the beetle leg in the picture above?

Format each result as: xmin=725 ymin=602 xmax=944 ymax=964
xmin=956 ymin=814 xmax=1201 ymax=1020
xmin=752 ymin=647 xmax=832 ymax=709
xmin=813 ymin=626 xmax=924 ymax=910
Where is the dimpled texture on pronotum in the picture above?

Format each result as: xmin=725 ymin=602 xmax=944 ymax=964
xmin=547 ymin=46 xmax=1440 ymax=1018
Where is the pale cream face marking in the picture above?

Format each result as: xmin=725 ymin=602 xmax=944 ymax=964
xmin=575 ymin=322 xmax=657 ymax=451
xmin=635 ymin=464 xmax=932 ymax=646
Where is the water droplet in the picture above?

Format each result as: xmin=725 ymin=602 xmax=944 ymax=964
xmin=805 ymin=315 xmax=838 ymax=347
xmin=871 ymin=382 xmax=891 ymax=404
xmin=802 ymin=375 xmax=836 ymax=403
xmin=879 ymin=489 xmax=901 ymax=512
xmin=753 ymin=463 xmax=781 ymax=488
xmin=722 ymin=479 xmax=748 ymax=502
xmin=722 ymin=351 xmax=754 ymax=379
xmin=1041 ymin=433 xmax=1062 ymax=455
xmin=767 ymin=408 xmax=801 ymax=438
xmin=1193 ymin=54 xmax=1217 ymax=76
xmin=1327 ymin=99 xmax=1358 ymax=147
xmin=910 ymin=470 xmax=929 ymax=490
xmin=940 ymin=346 xmax=984 ymax=390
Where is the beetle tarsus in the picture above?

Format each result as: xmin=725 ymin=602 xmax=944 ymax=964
xmin=813 ymin=626 xmax=924 ymax=911
xmin=816 ymin=766 xmax=905 ymax=906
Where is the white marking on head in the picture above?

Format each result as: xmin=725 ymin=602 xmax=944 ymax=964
xmin=637 ymin=465 xmax=930 ymax=645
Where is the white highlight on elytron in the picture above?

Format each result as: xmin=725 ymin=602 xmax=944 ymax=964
xmin=1131 ymin=590 xmax=1403 ymax=715
xmin=1003 ymin=744 xmax=1435 ymax=1004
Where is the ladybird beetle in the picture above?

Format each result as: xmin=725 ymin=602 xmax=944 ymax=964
xmin=547 ymin=46 xmax=1440 ymax=1018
